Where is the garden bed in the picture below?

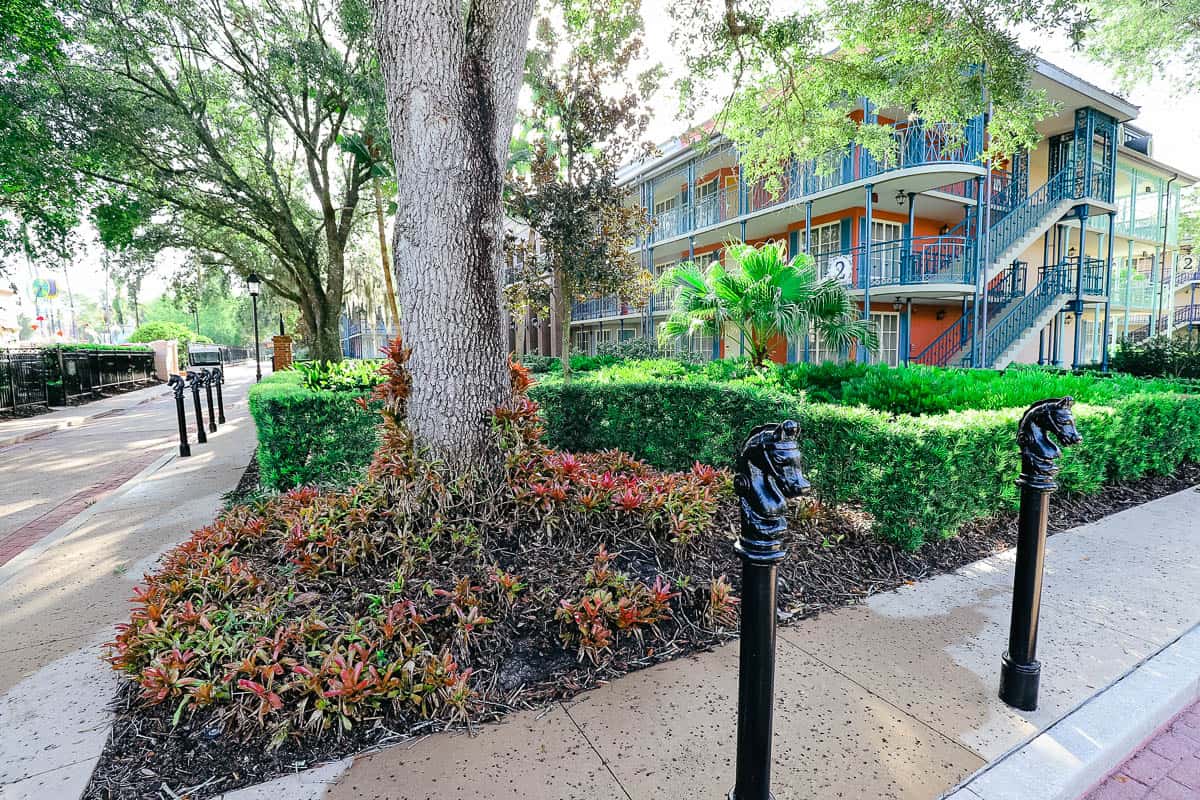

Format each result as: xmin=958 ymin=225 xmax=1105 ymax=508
xmin=86 ymin=347 xmax=1200 ymax=798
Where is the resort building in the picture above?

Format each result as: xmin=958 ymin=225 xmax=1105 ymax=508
xmin=506 ymin=57 xmax=1197 ymax=368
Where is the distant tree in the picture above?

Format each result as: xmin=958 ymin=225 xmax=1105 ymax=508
xmin=45 ymin=0 xmax=387 ymax=360
xmin=660 ymin=241 xmax=875 ymax=368
xmin=505 ymin=0 xmax=658 ymax=382
xmin=0 ymin=0 xmax=81 ymax=261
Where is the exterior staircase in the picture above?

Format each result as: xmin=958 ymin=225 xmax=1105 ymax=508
xmin=915 ymin=167 xmax=1094 ymax=368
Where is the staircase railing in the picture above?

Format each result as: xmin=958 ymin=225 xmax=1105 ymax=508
xmin=977 ymin=262 xmax=1076 ymax=367
xmin=987 ymin=166 xmax=1072 ymax=263
xmin=910 ymin=262 xmax=1027 ymax=366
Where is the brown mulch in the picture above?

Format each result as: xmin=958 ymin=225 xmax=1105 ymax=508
xmin=83 ymin=462 xmax=1200 ymax=800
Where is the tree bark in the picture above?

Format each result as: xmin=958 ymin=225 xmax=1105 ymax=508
xmin=372 ymin=0 xmax=535 ymax=470
xmin=556 ymin=270 xmax=573 ymax=383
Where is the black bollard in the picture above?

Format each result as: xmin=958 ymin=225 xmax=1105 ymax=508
xmin=213 ymin=366 xmax=226 ymax=424
xmin=202 ymin=369 xmax=218 ymax=433
xmin=188 ymin=371 xmax=208 ymax=444
xmin=729 ymin=421 xmax=810 ymax=800
xmin=168 ymin=374 xmax=191 ymax=457
xmin=1000 ymin=397 xmax=1081 ymax=711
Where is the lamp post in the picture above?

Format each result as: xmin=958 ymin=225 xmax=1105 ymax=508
xmin=247 ymin=272 xmax=262 ymax=382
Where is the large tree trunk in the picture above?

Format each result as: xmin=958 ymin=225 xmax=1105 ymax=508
xmin=372 ymin=0 xmax=535 ymax=471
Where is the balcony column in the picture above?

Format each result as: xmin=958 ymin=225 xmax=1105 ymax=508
xmin=1072 ymin=208 xmax=1089 ymax=369
xmin=971 ymin=175 xmax=985 ymax=367
xmin=905 ymin=192 xmax=916 ymax=282
xmin=688 ymin=160 xmax=697 ymax=233
xmin=1149 ymin=251 xmax=1160 ymax=334
xmin=859 ymin=183 xmax=874 ymax=363
xmin=805 ymin=202 xmax=813 ymax=253
xmin=903 ymin=298 xmax=913 ymax=366
xmin=1124 ymin=240 xmax=1134 ymax=339
xmin=1101 ymin=212 xmax=1115 ymax=371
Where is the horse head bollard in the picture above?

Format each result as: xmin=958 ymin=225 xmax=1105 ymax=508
xmin=168 ymin=373 xmax=191 ymax=457
xmin=1000 ymin=397 xmax=1082 ymax=711
xmin=186 ymin=370 xmax=207 ymax=444
xmin=212 ymin=366 xmax=226 ymax=424
xmin=200 ymin=368 xmax=217 ymax=433
xmin=730 ymin=420 xmax=809 ymax=800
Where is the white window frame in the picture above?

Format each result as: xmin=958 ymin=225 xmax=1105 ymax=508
xmin=869 ymin=311 xmax=901 ymax=367
xmin=805 ymin=222 xmax=842 ymax=278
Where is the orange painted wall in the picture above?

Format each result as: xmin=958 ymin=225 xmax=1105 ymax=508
xmin=908 ymin=304 xmax=963 ymax=356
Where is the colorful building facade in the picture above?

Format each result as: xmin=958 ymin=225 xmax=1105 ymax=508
xmin=508 ymin=57 xmax=1197 ymax=369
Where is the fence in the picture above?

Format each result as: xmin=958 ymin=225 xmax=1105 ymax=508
xmin=1 ymin=347 xmax=157 ymax=413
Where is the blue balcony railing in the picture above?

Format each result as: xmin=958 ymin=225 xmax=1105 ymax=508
xmin=833 ymin=235 xmax=976 ymax=289
xmin=646 ymin=119 xmax=985 ymax=245
xmin=1177 ymin=304 xmax=1200 ymax=325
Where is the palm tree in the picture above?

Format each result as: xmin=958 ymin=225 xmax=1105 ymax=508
xmin=658 ymin=241 xmax=876 ymax=368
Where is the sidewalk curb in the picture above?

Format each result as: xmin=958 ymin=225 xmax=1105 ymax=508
xmin=0 ymin=449 xmax=177 ymax=589
xmin=942 ymin=623 xmax=1200 ymax=800
xmin=0 ymin=386 xmax=171 ymax=448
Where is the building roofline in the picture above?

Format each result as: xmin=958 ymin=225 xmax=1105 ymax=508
xmin=1118 ymin=146 xmax=1200 ymax=186
xmin=1032 ymin=57 xmax=1140 ymax=122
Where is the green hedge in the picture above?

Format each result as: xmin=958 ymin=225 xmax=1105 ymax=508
xmin=247 ymin=371 xmax=379 ymax=491
xmin=248 ymin=368 xmax=1200 ymax=549
xmin=530 ymin=378 xmax=1200 ymax=549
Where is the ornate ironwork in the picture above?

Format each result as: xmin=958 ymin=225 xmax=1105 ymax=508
xmin=1001 ymin=397 xmax=1082 ymax=711
xmin=730 ymin=420 xmax=809 ymax=800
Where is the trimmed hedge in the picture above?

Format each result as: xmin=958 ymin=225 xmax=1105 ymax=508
xmin=530 ymin=378 xmax=1200 ymax=549
xmin=249 ymin=366 xmax=1200 ymax=549
xmin=247 ymin=371 xmax=379 ymax=490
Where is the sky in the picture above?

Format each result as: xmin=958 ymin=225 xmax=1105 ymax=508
xmin=12 ymin=1 xmax=1200 ymax=318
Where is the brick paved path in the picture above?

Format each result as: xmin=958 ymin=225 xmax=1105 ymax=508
xmin=1083 ymin=701 xmax=1200 ymax=800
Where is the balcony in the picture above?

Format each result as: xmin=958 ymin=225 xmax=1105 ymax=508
xmin=645 ymin=119 xmax=985 ymax=246
xmin=833 ymin=235 xmax=977 ymax=293
xmin=1176 ymin=269 xmax=1200 ymax=287
xmin=1177 ymin=304 xmax=1200 ymax=326
xmin=572 ymin=296 xmax=645 ymax=322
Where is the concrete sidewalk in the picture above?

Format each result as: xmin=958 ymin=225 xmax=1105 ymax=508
xmin=222 ymin=484 xmax=1200 ymax=800
xmin=0 ymin=379 xmax=171 ymax=448
xmin=0 ymin=365 xmax=258 ymax=799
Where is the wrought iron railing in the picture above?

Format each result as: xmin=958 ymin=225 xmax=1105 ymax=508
xmin=988 ymin=167 xmax=1072 ymax=263
xmin=833 ymin=235 xmax=975 ymax=289
xmin=1 ymin=347 xmax=157 ymax=412
xmin=1175 ymin=269 xmax=1200 ymax=287
xmin=909 ymin=262 xmax=1027 ymax=367
xmin=1177 ymin=304 xmax=1200 ymax=326
xmin=645 ymin=119 xmax=985 ymax=245
xmin=572 ymin=296 xmax=622 ymax=321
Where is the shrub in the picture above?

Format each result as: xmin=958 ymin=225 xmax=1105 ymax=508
xmin=247 ymin=371 xmax=379 ymax=490
xmin=1111 ymin=335 xmax=1200 ymax=379
xmin=128 ymin=321 xmax=214 ymax=366
xmin=293 ymin=359 xmax=385 ymax=391
xmin=532 ymin=376 xmax=1200 ymax=549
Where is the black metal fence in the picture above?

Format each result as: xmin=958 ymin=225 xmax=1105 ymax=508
xmin=1 ymin=347 xmax=158 ymax=413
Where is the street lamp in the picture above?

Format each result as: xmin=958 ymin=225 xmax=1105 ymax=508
xmin=247 ymin=272 xmax=262 ymax=382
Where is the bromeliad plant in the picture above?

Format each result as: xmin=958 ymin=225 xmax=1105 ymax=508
xmin=658 ymin=241 xmax=877 ymax=368
xmin=106 ymin=335 xmax=745 ymax=751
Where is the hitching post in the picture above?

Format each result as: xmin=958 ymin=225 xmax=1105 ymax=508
xmin=1000 ymin=397 xmax=1081 ymax=711
xmin=730 ymin=420 xmax=810 ymax=800
xmin=213 ymin=366 xmax=226 ymax=424
xmin=168 ymin=373 xmax=190 ymax=457
xmin=188 ymin=371 xmax=208 ymax=444
xmin=202 ymin=369 xmax=218 ymax=433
